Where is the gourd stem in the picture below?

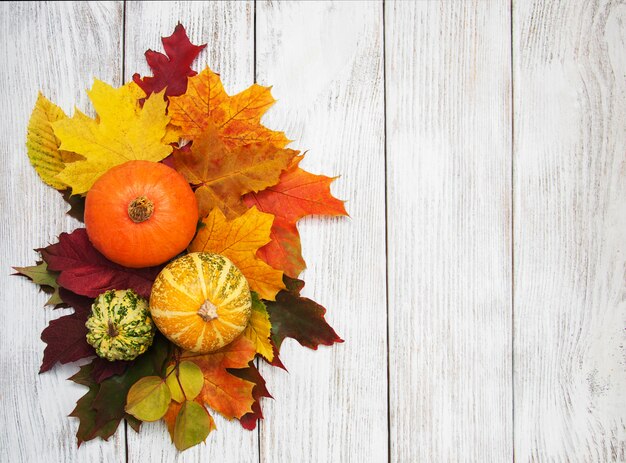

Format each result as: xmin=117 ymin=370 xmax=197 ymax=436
xmin=197 ymin=300 xmax=218 ymax=322
xmin=128 ymin=196 xmax=154 ymax=223
xmin=107 ymin=321 xmax=119 ymax=338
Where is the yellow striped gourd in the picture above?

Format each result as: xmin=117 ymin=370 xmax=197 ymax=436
xmin=149 ymin=252 xmax=252 ymax=353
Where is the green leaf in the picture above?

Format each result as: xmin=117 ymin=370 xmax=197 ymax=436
xmin=13 ymin=261 xmax=62 ymax=306
xmin=125 ymin=376 xmax=171 ymax=421
xmin=165 ymin=361 xmax=204 ymax=403
xmin=174 ymin=401 xmax=215 ymax=451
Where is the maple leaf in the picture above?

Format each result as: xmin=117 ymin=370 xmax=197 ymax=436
xmin=52 ymin=80 xmax=172 ymax=194
xmin=265 ymin=277 xmax=343 ymax=350
xmin=13 ymin=261 xmax=62 ymax=306
xmin=230 ymin=363 xmax=272 ymax=430
xmin=133 ymin=23 xmax=206 ymax=98
xmin=40 ymin=228 xmax=162 ymax=299
xmin=40 ymin=289 xmax=94 ymax=372
xmin=188 ymin=207 xmax=285 ymax=300
xmin=242 ymin=292 xmax=274 ymax=361
xmin=91 ymin=357 xmax=131 ymax=383
xmin=168 ymin=66 xmax=290 ymax=149
xmin=60 ymin=189 xmax=86 ymax=222
xmin=181 ymin=336 xmax=257 ymax=420
xmin=26 ymin=93 xmax=83 ymax=190
xmin=174 ymin=123 xmax=297 ymax=218
xmin=243 ymin=157 xmax=348 ymax=278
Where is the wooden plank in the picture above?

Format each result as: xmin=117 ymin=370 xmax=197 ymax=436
xmin=255 ymin=2 xmax=387 ymax=462
xmin=0 ymin=2 xmax=124 ymax=462
xmin=123 ymin=2 xmax=258 ymax=461
xmin=385 ymin=1 xmax=513 ymax=460
xmin=513 ymin=1 xmax=626 ymax=460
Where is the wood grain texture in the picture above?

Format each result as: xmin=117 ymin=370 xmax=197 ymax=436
xmin=513 ymin=1 xmax=626 ymax=461
xmin=385 ymin=1 xmax=513 ymax=461
xmin=0 ymin=2 xmax=124 ymax=462
xmin=123 ymin=2 xmax=257 ymax=461
xmin=256 ymin=2 xmax=388 ymax=462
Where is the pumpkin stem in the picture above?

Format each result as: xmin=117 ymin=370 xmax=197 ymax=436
xmin=197 ymin=300 xmax=219 ymax=322
xmin=128 ymin=196 xmax=154 ymax=223
xmin=107 ymin=321 xmax=119 ymax=338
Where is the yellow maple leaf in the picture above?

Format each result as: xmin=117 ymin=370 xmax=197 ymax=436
xmin=188 ymin=207 xmax=285 ymax=300
xmin=168 ymin=66 xmax=290 ymax=149
xmin=26 ymin=93 xmax=82 ymax=190
xmin=242 ymin=292 xmax=274 ymax=361
xmin=52 ymin=80 xmax=172 ymax=194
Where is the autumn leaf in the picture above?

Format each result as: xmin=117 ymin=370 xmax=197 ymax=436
xmin=13 ymin=261 xmax=62 ymax=306
xmin=266 ymin=276 xmax=343 ymax=350
xmin=188 ymin=207 xmax=284 ymax=300
xmin=40 ymin=228 xmax=163 ymax=299
xmin=40 ymin=289 xmax=94 ymax=372
xmin=60 ymin=189 xmax=86 ymax=222
xmin=69 ymin=335 xmax=170 ymax=445
xmin=133 ymin=23 xmax=206 ymax=98
xmin=230 ymin=363 xmax=272 ymax=430
xmin=181 ymin=336 xmax=257 ymax=420
xmin=174 ymin=122 xmax=297 ymax=218
xmin=242 ymin=292 xmax=274 ymax=361
xmin=173 ymin=400 xmax=215 ymax=451
xmin=91 ymin=357 xmax=130 ymax=383
xmin=26 ymin=93 xmax=82 ymax=190
xmin=244 ymin=157 xmax=348 ymax=277
xmin=69 ymin=363 xmax=124 ymax=446
xmin=52 ymin=80 xmax=172 ymax=194
xmin=168 ymin=66 xmax=289 ymax=149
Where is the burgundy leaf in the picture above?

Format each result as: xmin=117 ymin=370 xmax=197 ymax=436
xmin=40 ymin=228 xmax=162 ymax=299
xmin=91 ymin=357 xmax=131 ymax=383
xmin=230 ymin=362 xmax=272 ymax=430
xmin=265 ymin=277 xmax=343 ymax=350
xmin=40 ymin=289 xmax=94 ymax=372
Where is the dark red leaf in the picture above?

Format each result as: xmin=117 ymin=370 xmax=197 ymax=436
xmin=263 ymin=340 xmax=287 ymax=371
xmin=60 ymin=189 xmax=85 ymax=222
xmin=265 ymin=277 xmax=343 ymax=350
xmin=132 ymin=23 xmax=206 ymax=98
xmin=39 ymin=289 xmax=94 ymax=372
xmin=40 ymin=228 xmax=162 ymax=299
xmin=230 ymin=362 xmax=272 ymax=430
xmin=91 ymin=357 xmax=131 ymax=383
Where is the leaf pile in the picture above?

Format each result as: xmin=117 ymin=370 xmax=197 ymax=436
xmin=17 ymin=23 xmax=346 ymax=452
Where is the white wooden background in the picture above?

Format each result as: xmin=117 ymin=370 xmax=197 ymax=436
xmin=0 ymin=1 xmax=624 ymax=462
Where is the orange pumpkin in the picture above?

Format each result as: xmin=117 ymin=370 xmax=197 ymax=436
xmin=150 ymin=252 xmax=252 ymax=353
xmin=85 ymin=160 xmax=199 ymax=268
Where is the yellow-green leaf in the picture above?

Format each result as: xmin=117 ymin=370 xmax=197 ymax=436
xmin=125 ymin=376 xmax=171 ymax=422
xmin=174 ymin=400 xmax=215 ymax=451
xmin=242 ymin=292 xmax=274 ymax=361
xmin=165 ymin=361 xmax=204 ymax=403
xmin=53 ymin=80 xmax=172 ymax=194
xmin=13 ymin=261 xmax=62 ymax=306
xmin=26 ymin=93 xmax=82 ymax=190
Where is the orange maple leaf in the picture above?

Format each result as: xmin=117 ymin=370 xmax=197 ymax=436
xmin=243 ymin=157 xmax=348 ymax=277
xmin=180 ymin=336 xmax=257 ymax=420
xmin=188 ymin=207 xmax=285 ymax=300
xmin=174 ymin=122 xmax=298 ymax=218
xmin=168 ymin=66 xmax=290 ymax=149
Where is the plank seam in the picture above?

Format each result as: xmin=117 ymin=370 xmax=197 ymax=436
xmin=382 ymin=1 xmax=391 ymax=462
xmin=509 ymin=0 xmax=516 ymax=462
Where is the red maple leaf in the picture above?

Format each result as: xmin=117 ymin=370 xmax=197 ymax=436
xmin=243 ymin=157 xmax=347 ymax=278
xmin=265 ymin=277 xmax=343 ymax=350
xmin=39 ymin=228 xmax=162 ymax=299
xmin=133 ymin=23 xmax=206 ymax=98
xmin=40 ymin=289 xmax=94 ymax=372
xmin=230 ymin=362 xmax=272 ymax=430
